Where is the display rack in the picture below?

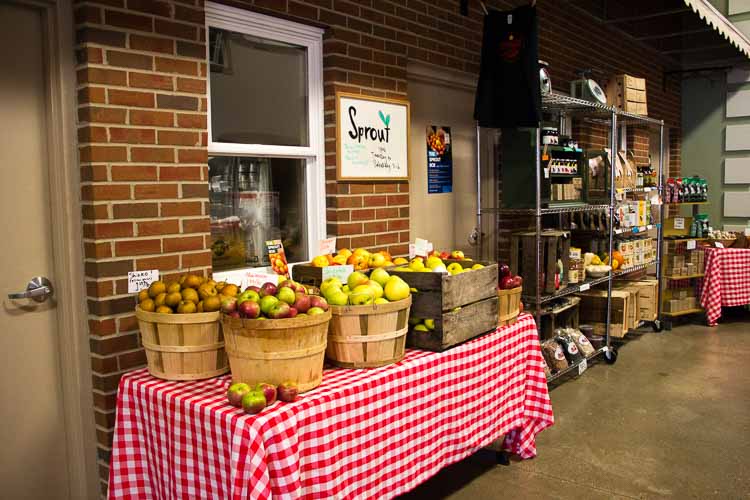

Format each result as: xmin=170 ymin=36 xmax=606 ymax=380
xmin=476 ymin=92 xmax=666 ymax=381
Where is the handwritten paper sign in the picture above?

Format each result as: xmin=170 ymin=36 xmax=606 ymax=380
xmin=322 ymin=264 xmax=354 ymax=283
xmin=674 ymin=217 xmax=685 ymax=230
xmin=319 ymin=237 xmax=337 ymax=255
xmin=415 ymin=238 xmax=429 ymax=257
xmin=246 ymin=269 xmax=280 ymax=289
xmin=128 ymin=270 xmax=159 ymax=293
xmin=686 ymin=240 xmax=697 ymax=250
xmin=336 ymin=92 xmax=410 ymax=181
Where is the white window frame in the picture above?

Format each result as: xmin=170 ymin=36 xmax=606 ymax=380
xmin=205 ymin=3 xmax=325 ymax=278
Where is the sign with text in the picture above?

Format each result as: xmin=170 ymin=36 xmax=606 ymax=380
xmin=336 ymin=92 xmax=410 ymax=181
xmin=322 ymin=264 xmax=354 ymax=283
xmin=426 ymin=125 xmax=453 ymax=193
xmin=319 ymin=237 xmax=337 ymax=255
xmin=246 ymin=269 xmax=280 ymax=289
xmin=265 ymin=239 xmax=289 ymax=278
xmin=128 ymin=270 xmax=159 ymax=293
xmin=673 ymin=217 xmax=685 ymax=230
xmin=415 ymin=238 xmax=430 ymax=257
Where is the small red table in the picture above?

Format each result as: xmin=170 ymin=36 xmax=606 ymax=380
xmin=700 ymin=247 xmax=750 ymax=326
xmin=108 ymin=314 xmax=553 ymax=499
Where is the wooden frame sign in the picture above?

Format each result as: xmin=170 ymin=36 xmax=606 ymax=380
xmin=336 ymin=92 xmax=410 ymax=181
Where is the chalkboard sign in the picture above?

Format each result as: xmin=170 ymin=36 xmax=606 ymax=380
xmin=336 ymin=92 xmax=410 ymax=181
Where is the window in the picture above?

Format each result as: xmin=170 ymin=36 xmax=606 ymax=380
xmin=205 ymin=3 xmax=325 ymax=281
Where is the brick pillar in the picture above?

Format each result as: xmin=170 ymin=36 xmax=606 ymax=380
xmin=74 ymin=1 xmax=209 ymax=493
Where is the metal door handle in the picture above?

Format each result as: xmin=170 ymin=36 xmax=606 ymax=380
xmin=8 ymin=276 xmax=54 ymax=303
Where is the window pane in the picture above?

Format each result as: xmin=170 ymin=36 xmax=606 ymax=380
xmin=209 ymin=27 xmax=309 ymax=147
xmin=209 ymin=156 xmax=308 ymax=271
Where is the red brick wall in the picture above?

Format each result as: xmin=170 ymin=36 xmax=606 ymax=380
xmin=74 ymin=0 xmax=684 ymax=494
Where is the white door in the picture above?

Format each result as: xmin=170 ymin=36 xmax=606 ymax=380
xmin=0 ymin=3 xmax=72 ymax=498
xmin=408 ymin=69 xmax=478 ymax=256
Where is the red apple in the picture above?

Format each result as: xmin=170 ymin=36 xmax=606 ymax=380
xmin=498 ymin=264 xmax=511 ymax=278
xmin=227 ymin=382 xmax=251 ymax=407
xmin=221 ymin=297 xmax=238 ymax=314
xmin=439 ymin=251 xmax=450 ymax=260
xmin=288 ymin=307 xmax=298 ymax=318
xmin=255 ymin=383 xmax=277 ymax=405
xmin=309 ymin=295 xmax=329 ymax=312
xmin=278 ymin=381 xmax=299 ymax=403
xmin=500 ymin=276 xmax=514 ymax=290
xmin=238 ymin=300 xmax=260 ymax=319
xmin=228 ymin=311 xmax=240 ymax=318
xmin=241 ymin=390 xmax=266 ymax=415
xmin=245 ymin=285 xmax=260 ymax=293
xmin=511 ymin=276 xmax=523 ymax=288
xmin=278 ymin=279 xmax=295 ymax=290
xmin=260 ymin=282 xmax=278 ymax=297
xmin=268 ymin=301 xmax=291 ymax=319
xmin=293 ymin=292 xmax=311 ymax=313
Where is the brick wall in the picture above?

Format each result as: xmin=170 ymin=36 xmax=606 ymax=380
xmin=74 ymin=0 xmax=685 ymax=495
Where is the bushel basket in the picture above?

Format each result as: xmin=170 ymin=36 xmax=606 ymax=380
xmin=497 ymin=286 xmax=522 ymax=327
xmin=221 ymin=310 xmax=331 ymax=393
xmin=135 ymin=307 xmax=229 ymax=381
xmin=327 ymin=296 xmax=411 ymax=368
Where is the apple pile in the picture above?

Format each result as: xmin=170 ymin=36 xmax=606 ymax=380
xmin=136 ymin=273 xmax=243 ymax=314
xmin=498 ymin=263 xmax=523 ymax=290
xmin=222 ymin=280 xmax=329 ymax=320
xmin=227 ymin=381 xmax=299 ymax=415
xmin=320 ymin=268 xmax=411 ymax=306
xmin=393 ymin=255 xmax=484 ymax=275
xmin=311 ymin=247 xmax=394 ymax=270
xmin=409 ymin=316 xmax=437 ymax=333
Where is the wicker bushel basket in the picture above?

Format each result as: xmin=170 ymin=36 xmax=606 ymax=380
xmin=497 ymin=287 xmax=522 ymax=327
xmin=327 ymin=296 xmax=411 ymax=369
xmin=221 ymin=310 xmax=331 ymax=393
xmin=135 ymin=308 xmax=228 ymax=381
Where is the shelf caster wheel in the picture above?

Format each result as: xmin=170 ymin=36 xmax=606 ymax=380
xmin=496 ymin=451 xmax=510 ymax=466
xmin=652 ymin=320 xmax=663 ymax=333
xmin=605 ymin=348 xmax=618 ymax=365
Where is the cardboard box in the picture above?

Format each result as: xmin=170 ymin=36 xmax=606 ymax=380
xmin=624 ymin=279 xmax=658 ymax=321
xmin=606 ymin=74 xmax=648 ymax=115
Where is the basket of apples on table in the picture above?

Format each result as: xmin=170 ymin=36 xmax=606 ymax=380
xmin=388 ymin=250 xmax=501 ymax=352
xmin=497 ymin=263 xmax=524 ymax=327
xmin=134 ymin=273 xmax=230 ymax=381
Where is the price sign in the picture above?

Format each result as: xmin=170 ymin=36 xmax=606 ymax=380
xmin=246 ymin=269 xmax=279 ymax=289
xmin=579 ymin=283 xmax=590 ymax=291
xmin=578 ymin=358 xmax=588 ymax=375
xmin=715 ymin=242 xmax=724 ymax=248
xmin=686 ymin=240 xmax=697 ymax=250
xmin=415 ymin=238 xmax=429 ymax=257
xmin=319 ymin=237 xmax=337 ymax=255
xmin=674 ymin=217 xmax=685 ymax=230
xmin=128 ymin=270 xmax=159 ymax=293
xmin=409 ymin=243 xmax=416 ymax=259
xmin=322 ymin=264 xmax=353 ymax=283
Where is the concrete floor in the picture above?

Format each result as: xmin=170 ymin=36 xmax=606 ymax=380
xmin=400 ymin=317 xmax=750 ymax=499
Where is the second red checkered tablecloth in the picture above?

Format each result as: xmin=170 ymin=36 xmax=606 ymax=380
xmin=700 ymin=247 xmax=750 ymax=326
xmin=108 ymin=313 xmax=553 ymax=499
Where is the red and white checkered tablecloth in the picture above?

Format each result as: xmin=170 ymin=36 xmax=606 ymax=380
xmin=700 ymin=248 xmax=750 ymax=326
xmin=108 ymin=313 xmax=553 ymax=500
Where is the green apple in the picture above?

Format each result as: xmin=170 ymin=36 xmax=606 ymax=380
xmin=431 ymin=264 xmax=448 ymax=273
xmin=347 ymin=271 xmax=369 ymax=290
xmin=408 ymin=317 xmax=422 ymax=326
xmin=424 ymin=319 xmax=435 ymax=331
xmin=349 ymin=292 xmax=374 ymax=306
xmin=369 ymin=267 xmax=390 ymax=287
xmin=384 ymin=276 xmax=410 ymax=302
xmin=238 ymin=289 xmax=260 ymax=304
xmin=413 ymin=323 xmax=430 ymax=332
xmin=374 ymin=297 xmax=389 ymax=304
xmin=327 ymin=289 xmax=349 ymax=306
xmin=447 ymin=262 xmax=463 ymax=275
xmin=276 ymin=287 xmax=296 ymax=305
xmin=259 ymin=295 xmax=279 ymax=315
xmin=308 ymin=306 xmax=325 ymax=315
xmin=408 ymin=259 xmax=425 ymax=272
xmin=426 ymin=256 xmax=444 ymax=270
xmin=320 ymin=277 xmax=342 ymax=295
xmin=365 ymin=280 xmax=383 ymax=299
xmin=394 ymin=266 xmax=412 ymax=272
xmin=471 ymin=263 xmax=484 ymax=270
xmin=342 ymin=285 xmax=351 ymax=294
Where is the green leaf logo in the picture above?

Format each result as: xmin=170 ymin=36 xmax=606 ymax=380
xmin=378 ymin=110 xmax=391 ymax=127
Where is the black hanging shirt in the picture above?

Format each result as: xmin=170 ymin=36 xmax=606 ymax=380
xmin=474 ymin=5 xmax=541 ymax=128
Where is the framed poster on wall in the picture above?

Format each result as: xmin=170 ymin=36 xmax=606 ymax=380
xmin=336 ymin=92 xmax=410 ymax=181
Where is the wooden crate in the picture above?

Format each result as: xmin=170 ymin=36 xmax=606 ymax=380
xmin=577 ymin=290 xmax=630 ymax=338
xmin=619 ymin=279 xmax=658 ymax=321
xmin=407 ymin=295 xmax=499 ymax=351
xmin=613 ymin=283 xmax=640 ymax=330
xmin=539 ymin=297 xmax=580 ymax=340
xmin=327 ymin=296 xmax=411 ymax=368
xmin=606 ymin=74 xmax=648 ymax=115
xmin=510 ymin=230 xmax=570 ymax=296
xmin=136 ymin=308 xmax=228 ymax=381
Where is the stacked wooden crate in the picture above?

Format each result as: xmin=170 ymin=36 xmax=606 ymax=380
xmin=606 ymin=74 xmax=648 ymax=116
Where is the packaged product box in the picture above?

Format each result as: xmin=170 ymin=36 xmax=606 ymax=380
xmin=570 ymin=247 xmax=582 ymax=260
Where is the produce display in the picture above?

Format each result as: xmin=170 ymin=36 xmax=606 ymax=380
xmin=310 ymin=247 xmax=393 ymax=269
xmin=136 ymin=273 xmax=232 ymax=314
xmin=226 ymin=381 xmax=299 ymax=415
xmin=497 ymin=262 xmax=523 ymax=290
xmin=222 ymin=279 xmax=329 ymax=319
xmin=321 ymin=268 xmax=410 ymax=306
xmin=392 ymin=254 xmax=482 ymax=275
